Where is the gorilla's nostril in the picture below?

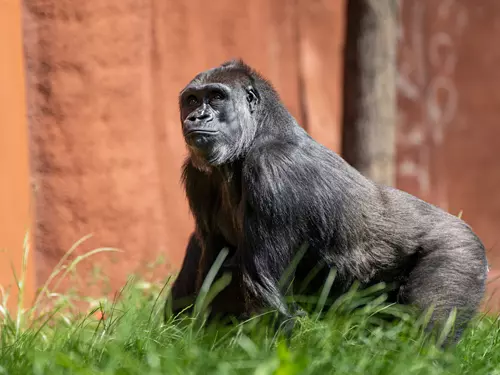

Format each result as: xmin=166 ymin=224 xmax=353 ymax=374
xmin=188 ymin=113 xmax=212 ymax=122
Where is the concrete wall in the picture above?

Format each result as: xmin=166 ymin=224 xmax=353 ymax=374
xmin=22 ymin=0 xmax=345 ymax=296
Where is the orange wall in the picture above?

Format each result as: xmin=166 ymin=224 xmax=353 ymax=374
xmin=0 ymin=0 xmax=35 ymax=312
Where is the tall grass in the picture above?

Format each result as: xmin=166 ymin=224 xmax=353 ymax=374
xmin=1 ymin=234 xmax=499 ymax=375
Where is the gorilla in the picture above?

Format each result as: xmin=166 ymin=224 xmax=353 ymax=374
xmin=165 ymin=59 xmax=488 ymax=343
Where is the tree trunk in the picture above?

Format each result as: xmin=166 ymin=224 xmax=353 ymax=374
xmin=341 ymin=0 xmax=400 ymax=186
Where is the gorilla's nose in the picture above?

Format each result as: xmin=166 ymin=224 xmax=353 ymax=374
xmin=183 ymin=113 xmax=219 ymax=140
xmin=183 ymin=111 xmax=217 ymax=139
xmin=187 ymin=112 xmax=212 ymax=122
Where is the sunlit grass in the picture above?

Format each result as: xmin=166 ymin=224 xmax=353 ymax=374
xmin=0 ymin=235 xmax=499 ymax=375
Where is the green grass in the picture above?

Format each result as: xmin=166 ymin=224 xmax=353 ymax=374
xmin=1 ymin=235 xmax=500 ymax=375
xmin=1 ymin=280 xmax=500 ymax=375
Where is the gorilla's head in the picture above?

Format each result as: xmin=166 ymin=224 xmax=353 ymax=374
xmin=179 ymin=60 xmax=283 ymax=169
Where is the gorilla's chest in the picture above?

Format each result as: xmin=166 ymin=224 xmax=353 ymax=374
xmin=214 ymin=176 xmax=243 ymax=247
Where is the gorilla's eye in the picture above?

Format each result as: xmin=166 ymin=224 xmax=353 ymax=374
xmin=211 ymin=91 xmax=224 ymax=101
xmin=186 ymin=95 xmax=198 ymax=106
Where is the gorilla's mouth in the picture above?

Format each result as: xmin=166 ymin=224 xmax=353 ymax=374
xmin=184 ymin=129 xmax=219 ymax=137
xmin=184 ymin=129 xmax=219 ymax=150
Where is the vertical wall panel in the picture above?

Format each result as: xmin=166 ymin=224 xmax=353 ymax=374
xmin=22 ymin=0 xmax=173 ymax=295
xmin=397 ymin=0 xmax=500 ymax=309
xmin=0 ymin=0 xmax=35 ymax=312
xmin=298 ymin=0 xmax=346 ymax=153
xmin=148 ymin=0 xmax=304 ymax=275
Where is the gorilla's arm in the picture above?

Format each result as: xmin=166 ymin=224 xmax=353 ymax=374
xmin=167 ymin=233 xmax=202 ymax=316
xmin=238 ymin=139 xmax=326 ymax=318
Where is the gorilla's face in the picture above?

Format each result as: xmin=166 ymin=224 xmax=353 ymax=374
xmin=179 ymin=72 xmax=259 ymax=168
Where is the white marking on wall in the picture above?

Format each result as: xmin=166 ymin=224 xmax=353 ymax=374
xmin=397 ymin=0 xmax=468 ymax=210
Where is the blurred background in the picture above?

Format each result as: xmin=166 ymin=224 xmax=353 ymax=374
xmin=1 ymin=0 xmax=499 ymax=313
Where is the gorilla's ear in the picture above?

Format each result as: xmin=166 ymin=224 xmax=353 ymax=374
xmin=246 ymin=87 xmax=259 ymax=113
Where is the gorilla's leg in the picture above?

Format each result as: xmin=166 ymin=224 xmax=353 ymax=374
xmin=402 ymin=234 xmax=487 ymax=345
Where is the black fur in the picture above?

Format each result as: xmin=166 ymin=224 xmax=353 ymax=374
xmin=166 ymin=60 xmax=488 ymax=342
